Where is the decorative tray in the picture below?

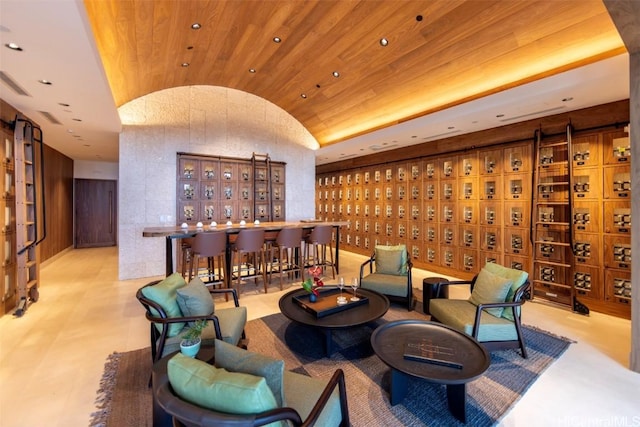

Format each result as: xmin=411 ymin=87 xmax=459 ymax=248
xmin=293 ymin=288 xmax=369 ymax=318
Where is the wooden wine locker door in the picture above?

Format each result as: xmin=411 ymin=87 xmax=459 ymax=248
xmin=75 ymin=179 xmax=117 ymax=248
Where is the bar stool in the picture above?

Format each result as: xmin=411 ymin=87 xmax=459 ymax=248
xmin=231 ymin=228 xmax=268 ymax=294
xmin=180 ymin=237 xmax=194 ymax=278
xmin=188 ymin=232 xmax=228 ymax=290
xmin=303 ymin=225 xmax=336 ymax=279
xmin=270 ymin=227 xmax=304 ymax=289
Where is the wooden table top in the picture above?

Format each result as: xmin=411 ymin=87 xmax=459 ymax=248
xmin=142 ymin=220 xmax=349 ymax=238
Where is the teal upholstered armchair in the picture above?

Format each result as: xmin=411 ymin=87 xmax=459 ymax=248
xmin=136 ymin=273 xmax=247 ymax=363
xmin=359 ymin=244 xmax=414 ymax=310
xmin=429 ymin=263 xmax=530 ymax=358
xmin=153 ymin=339 xmax=350 ymax=427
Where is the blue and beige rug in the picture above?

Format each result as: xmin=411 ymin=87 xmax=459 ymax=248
xmin=91 ymin=307 xmax=572 ymax=426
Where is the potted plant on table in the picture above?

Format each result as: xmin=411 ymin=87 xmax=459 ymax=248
xmin=302 ymin=266 xmax=325 ymax=302
xmin=180 ymin=319 xmax=207 ymax=358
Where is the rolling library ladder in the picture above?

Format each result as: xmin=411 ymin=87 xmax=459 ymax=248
xmin=12 ymin=116 xmax=45 ymax=317
xmin=252 ymin=152 xmax=273 ymax=222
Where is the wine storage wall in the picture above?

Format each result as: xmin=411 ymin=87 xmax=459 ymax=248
xmin=316 ymin=126 xmax=631 ymax=319
xmin=1 ymin=125 xmax=17 ymax=316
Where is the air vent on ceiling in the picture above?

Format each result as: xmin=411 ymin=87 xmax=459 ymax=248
xmin=424 ymin=129 xmax=461 ymax=140
xmin=369 ymin=144 xmax=398 ymax=151
xmin=499 ymin=106 xmax=566 ymax=122
xmin=38 ymin=111 xmax=62 ymax=125
xmin=0 ymin=70 xmax=31 ymax=96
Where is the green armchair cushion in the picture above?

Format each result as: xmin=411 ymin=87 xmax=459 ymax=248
xmin=483 ymin=262 xmax=529 ymax=321
xmin=176 ymin=276 xmax=215 ymax=318
xmin=374 ymin=245 xmax=408 ymax=275
xmin=214 ymin=339 xmax=285 ymax=407
xmin=213 ymin=306 xmax=247 ymax=345
xmin=141 ymin=272 xmax=187 ymax=337
xmin=283 ymin=370 xmax=343 ymax=426
xmin=429 ymin=299 xmax=519 ymax=342
xmin=468 ymin=267 xmax=512 ymax=317
xmin=167 ymin=353 xmax=278 ymax=415
xmin=359 ymin=274 xmax=409 ymax=297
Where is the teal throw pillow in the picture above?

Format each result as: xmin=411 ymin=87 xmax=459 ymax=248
xmin=214 ymin=339 xmax=285 ymax=407
xmin=168 ymin=353 xmax=278 ymax=415
xmin=176 ymin=276 xmax=215 ymax=319
xmin=140 ymin=272 xmax=187 ymax=337
xmin=375 ymin=245 xmax=408 ymax=275
xmin=468 ymin=267 xmax=513 ymax=317
xmin=483 ymin=262 xmax=529 ymax=321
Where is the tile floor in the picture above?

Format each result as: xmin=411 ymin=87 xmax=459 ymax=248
xmin=0 ymin=246 xmax=638 ymax=426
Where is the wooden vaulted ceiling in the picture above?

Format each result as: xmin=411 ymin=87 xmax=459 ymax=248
xmin=83 ymin=0 xmax=625 ymax=148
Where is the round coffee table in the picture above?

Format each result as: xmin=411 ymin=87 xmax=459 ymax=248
xmin=371 ymin=319 xmax=490 ymax=423
xmin=279 ymin=287 xmax=390 ymax=356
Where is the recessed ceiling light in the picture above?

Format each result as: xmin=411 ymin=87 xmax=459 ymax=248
xmin=273 ymin=37 xmax=281 ymax=43
xmin=416 ymin=15 xmax=423 ymax=22
xmin=562 ymin=97 xmax=573 ymax=102
xmin=181 ymin=62 xmax=190 ymax=67
xmin=5 ymin=42 xmax=22 ymax=51
xmin=332 ymin=71 xmax=340 ymax=78
xmin=249 ymin=68 xmax=256 ymax=73
xmin=38 ymin=79 xmax=52 ymax=85
xmin=300 ymin=94 xmax=307 ymax=99
xmin=379 ymin=38 xmax=389 ymax=47
xmin=191 ymin=23 xmax=201 ymax=30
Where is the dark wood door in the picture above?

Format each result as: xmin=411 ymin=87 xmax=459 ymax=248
xmin=75 ymin=179 xmax=117 ymax=248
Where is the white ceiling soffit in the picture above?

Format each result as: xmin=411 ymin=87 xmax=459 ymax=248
xmin=315 ymin=53 xmax=629 ymax=165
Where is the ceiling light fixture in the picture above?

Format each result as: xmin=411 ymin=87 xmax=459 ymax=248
xmin=332 ymin=71 xmax=340 ymax=78
xmin=181 ymin=62 xmax=190 ymax=67
xmin=300 ymin=94 xmax=307 ymax=99
xmin=249 ymin=68 xmax=256 ymax=73
xmin=273 ymin=37 xmax=281 ymax=43
xmin=416 ymin=15 xmax=423 ymax=22
xmin=379 ymin=38 xmax=389 ymax=47
xmin=191 ymin=23 xmax=201 ymax=30
xmin=5 ymin=42 xmax=22 ymax=51
xmin=38 ymin=79 xmax=52 ymax=85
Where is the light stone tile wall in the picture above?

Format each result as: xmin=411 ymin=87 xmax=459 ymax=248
xmin=117 ymin=86 xmax=318 ymax=280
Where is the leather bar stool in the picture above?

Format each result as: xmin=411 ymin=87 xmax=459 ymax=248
xmin=180 ymin=237 xmax=194 ymax=278
xmin=270 ymin=227 xmax=304 ymax=289
xmin=231 ymin=228 xmax=268 ymax=294
xmin=303 ymin=224 xmax=336 ymax=279
xmin=188 ymin=232 xmax=228 ymax=291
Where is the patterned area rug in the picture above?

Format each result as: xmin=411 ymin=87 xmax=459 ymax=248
xmin=91 ymin=308 xmax=572 ymax=426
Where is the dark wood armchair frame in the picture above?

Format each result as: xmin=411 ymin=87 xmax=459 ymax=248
xmin=136 ymin=280 xmax=247 ymax=364
xmin=153 ymin=360 xmax=350 ymax=427
xmin=359 ymin=250 xmax=414 ymax=311
xmin=430 ymin=277 xmax=530 ymax=358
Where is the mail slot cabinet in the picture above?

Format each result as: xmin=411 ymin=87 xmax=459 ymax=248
xmin=603 ymin=235 xmax=631 ymax=270
xmin=240 ymin=183 xmax=253 ymax=201
xmin=605 ymin=269 xmax=632 ymax=306
xmin=572 ymin=232 xmax=602 ymax=266
xmin=503 ymin=143 xmax=532 ymax=173
xmin=504 ymin=228 xmax=531 ymax=255
xmin=603 ymin=129 xmax=630 ymax=165
xmin=504 ymin=201 xmax=530 ymax=228
xmin=480 ymin=226 xmax=502 ymax=252
xmin=504 ymin=173 xmax=532 ymax=200
xmin=272 ymin=183 xmax=285 ymax=202
xmin=424 ymin=160 xmax=438 ymax=180
xmin=479 ymin=201 xmax=502 ymax=226
xmin=179 ymin=157 xmax=200 ymax=180
xmin=534 ymin=229 xmax=569 ymax=264
xmin=395 ymin=203 xmax=407 ymax=220
xmin=460 ymin=248 xmax=480 ymax=273
xmin=410 ymin=183 xmax=421 ymax=201
xmin=573 ymin=265 xmax=602 ymax=300
xmin=479 ymin=147 xmax=503 ymax=175
xmin=603 ymin=166 xmax=631 ymax=199
xmin=410 ymin=223 xmax=421 ymax=241
xmin=179 ymin=201 xmax=198 ymax=222
xmin=383 ymin=167 xmax=394 ymax=183
xmin=410 ymin=203 xmax=421 ymax=221
xmin=200 ymin=182 xmax=218 ymax=201
xmin=363 ymin=235 xmax=372 ymax=252
xmin=200 ymin=202 xmax=218 ymax=221
xmin=459 ymin=225 xmax=478 ymax=249
xmin=395 ymin=183 xmax=407 ymax=201
xmin=533 ymin=265 xmax=572 ymax=306
xmin=479 ymin=175 xmax=503 ymax=200
xmin=396 ymin=221 xmax=408 ymax=239
xmin=395 ymin=164 xmax=408 ymax=182
xmin=458 ymin=153 xmax=478 ymax=177
xmin=538 ymin=139 xmax=569 ymax=166
xmin=179 ymin=180 xmax=199 ymax=201
xmin=440 ymin=179 xmax=457 ymax=201
xmin=604 ymin=201 xmax=631 ymax=234
xmin=410 ymin=244 xmax=421 ymax=261
xmin=459 ymin=177 xmax=477 ymax=200
xmin=221 ymin=162 xmax=240 ymax=182
xmin=502 ymin=254 xmax=528 ymax=274
xmin=424 ymin=201 xmax=438 ymax=222
xmin=572 ymin=134 xmax=601 ymax=168
xmin=425 ymin=244 xmax=440 ymax=266
xmin=384 ymin=221 xmax=395 ymax=238
xmin=440 ymin=201 xmax=457 ymax=224
xmin=536 ymin=203 xmax=570 ymax=226
xmin=440 ymin=224 xmax=457 ymax=246
xmin=572 ymin=201 xmax=601 ymax=233
xmin=384 ymin=184 xmax=394 ymax=201
xmin=424 ymin=182 xmax=437 ymax=201
xmin=537 ymin=172 xmax=569 ymax=202
xmin=482 ymin=251 xmax=504 ymax=267
xmin=572 ymin=168 xmax=601 ymax=200
xmin=441 ymin=246 xmax=458 ymax=269
xmin=239 ymin=203 xmax=254 ymax=221
xmin=409 ymin=162 xmax=422 ymax=181
xmin=440 ymin=156 xmax=457 ymax=179
xmin=459 ymin=201 xmax=478 ymax=225
xmin=424 ymin=223 xmax=438 ymax=243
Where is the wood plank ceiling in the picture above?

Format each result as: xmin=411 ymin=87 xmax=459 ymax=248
xmin=83 ymin=0 xmax=625 ymax=148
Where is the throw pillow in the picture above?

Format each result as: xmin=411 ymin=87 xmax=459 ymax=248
xmin=214 ymin=339 xmax=285 ymax=407
xmin=140 ymin=272 xmax=187 ymax=337
xmin=176 ymin=276 xmax=215 ymax=319
xmin=168 ymin=353 xmax=278 ymax=415
xmin=375 ymin=245 xmax=407 ymax=275
xmin=468 ymin=267 xmax=513 ymax=317
xmin=482 ymin=262 xmax=529 ymax=321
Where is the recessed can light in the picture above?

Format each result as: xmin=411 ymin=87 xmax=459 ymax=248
xmin=273 ymin=37 xmax=281 ymax=43
xmin=379 ymin=38 xmax=389 ymax=47
xmin=332 ymin=71 xmax=340 ymax=78
xmin=5 ymin=42 xmax=22 ymax=51
xmin=181 ymin=62 xmax=190 ymax=67
xmin=191 ymin=23 xmax=201 ymax=30
xmin=249 ymin=68 xmax=256 ymax=73
xmin=300 ymin=93 xmax=307 ymax=99
xmin=38 ymin=79 xmax=52 ymax=85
